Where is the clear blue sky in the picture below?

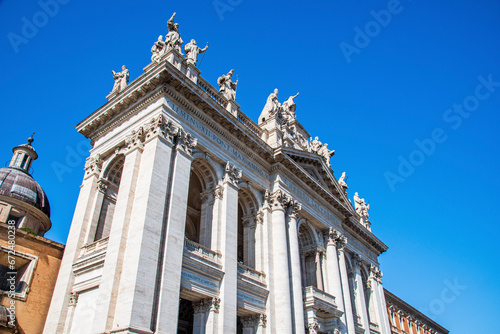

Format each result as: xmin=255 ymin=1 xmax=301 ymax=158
xmin=1 ymin=0 xmax=499 ymax=332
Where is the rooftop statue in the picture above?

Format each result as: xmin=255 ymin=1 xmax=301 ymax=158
xmin=259 ymin=88 xmax=281 ymax=123
xmin=310 ymin=136 xmax=322 ymax=153
xmin=338 ymin=172 xmax=348 ymax=191
xmin=165 ymin=12 xmax=183 ymax=53
xmin=151 ymin=35 xmax=166 ymax=63
xmin=217 ymin=69 xmax=238 ymax=101
xmin=282 ymin=92 xmax=299 ymax=121
xmin=110 ymin=65 xmax=129 ymax=95
xmin=185 ymin=39 xmax=209 ymax=66
xmin=354 ymin=192 xmax=370 ymax=219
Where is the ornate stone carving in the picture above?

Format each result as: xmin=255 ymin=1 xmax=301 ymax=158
xmin=84 ymin=154 xmax=103 ymax=176
xmin=255 ymin=210 xmax=264 ymax=225
xmin=259 ymin=314 xmax=267 ymax=327
xmin=354 ymin=192 xmax=370 ymax=219
xmin=209 ymin=297 xmax=221 ymax=313
xmin=69 ymin=292 xmax=78 ymax=306
xmin=241 ymin=315 xmax=260 ymax=328
xmin=223 ymin=161 xmax=242 ymax=186
xmin=185 ymin=39 xmax=208 ymax=66
xmin=325 ymin=228 xmax=347 ymax=250
xmin=96 ymin=179 xmax=108 ymax=193
xmin=165 ymin=12 xmax=183 ymax=53
xmin=213 ymin=185 xmax=223 ymax=200
xmin=176 ymin=129 xmax=197 ymax=156
xmin=351 ymin=253 xmax=362 ymax=268
xmin=270 ymin=189 xmax=301 ymax=213
xmin=144 ymin=115 xmax=179 ymax=144
xmin=217 ymin=69 xmax=238 ymax=101
xmin=307 ymin=320 xmax=320 ymax=334
xmin=370 ymin=264 xmax=383 ymax=284
xmin=125 ymin=126 xmax=145 ymax=151
xmin=338 ymin=172 xmax=348 ymax=191
xmin=108 ymin=65 xmax=129 ymax=99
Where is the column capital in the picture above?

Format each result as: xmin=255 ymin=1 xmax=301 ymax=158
xmin=213 ymin=185 xmax=223 ymax=200
xmin=125 ymin=126 xmax=146 ymax=152
xmin=96 ymin=178 xmax=109 ymax=193
xmin=68 ymin=292 xmax=78 ymax=307
xmin=84 ymin=154 xmax=103 ymax=179
xmin=351 ymin=253 xmax=363 ymax=269
xmin=324 ymin=228 xmax=347 ymax=250
xmin=223 ymin=161 xmax=242 ymax=186
xmin=241 ymin=314 xmax=260 ymax=328
xmin=144 ymin=114 xmax=179 ymax=145
xmin=270 ymin=189 xmax=301 ymax=213
xmin=176 ymin=128 xmax=197 ymax=157
xmin=255 ymin=210 xmax=264 ymax=225
xmin=258 ymin=314 xmax=267 ymax=328
xmin=370 ymin=264 xmax=383 ymax=284
xmin=307 ymin=320 xmax=320 ymax=334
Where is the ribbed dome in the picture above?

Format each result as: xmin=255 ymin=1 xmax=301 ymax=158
xmin=0 ymin=167 xmax=50 ymax=218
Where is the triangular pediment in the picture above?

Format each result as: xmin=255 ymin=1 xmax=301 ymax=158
xmin=277 ymin=147 xmax=356 ymax=216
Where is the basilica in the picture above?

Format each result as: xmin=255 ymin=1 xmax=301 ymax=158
xmin=39 ymin=12 xmax=448 ymax=334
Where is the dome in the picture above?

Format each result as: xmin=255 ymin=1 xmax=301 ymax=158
xmin=0 ymin=167 xmax=50 ymax=218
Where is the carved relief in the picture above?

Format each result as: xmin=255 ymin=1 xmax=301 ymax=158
xmin=84 ymin=154 xmax=103 ymax=176
xmin=223 ymin=161 xmax=242 ymax=186
xmin=96 ymin=179 xmax=109 ymax=193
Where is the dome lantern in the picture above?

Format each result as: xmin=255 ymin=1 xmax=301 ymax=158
xmin=9 ymin=132 xmax=38 ymax=173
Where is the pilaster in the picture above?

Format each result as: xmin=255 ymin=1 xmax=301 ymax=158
xmin=43 ymin=158 xmax=101 ymax=334
xmin=155 ymin=128 xmax=197 ymax=333
xmin=352 ymin=253 xmax=371 ymax=333
xmin=91 ymin=144 xmax=143 ymax=332
xmin=324 ymin=229 xmax=348 ymax=334
xmin=337 ymin=239 xmax=356 ymax=334
xmin=288 ymin=213 xmax=305 ymax=334
xmin=217 ymin=161 xmax=241 ymax=333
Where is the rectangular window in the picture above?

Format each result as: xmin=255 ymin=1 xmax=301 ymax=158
xmin=0 ymin=247 xmax=37 ymax=301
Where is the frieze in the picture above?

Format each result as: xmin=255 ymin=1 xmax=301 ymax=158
xmin=164 ymin=97 xmax=268 ymax=179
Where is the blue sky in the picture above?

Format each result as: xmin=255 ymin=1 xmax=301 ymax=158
xmin=1 ymin=0 xmax=499 ymax=332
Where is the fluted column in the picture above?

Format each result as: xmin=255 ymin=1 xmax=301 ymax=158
xmin=270 ymin=190 xmax=294 ymax=333
xmin=352 ymin=253 xmax=370 ymax=332
xmin=254 ymin=211 xmax=264 ymax=272
xmin=287 ymin=206 xmax=305 ymax=334
xmin=210 ymin=185 xmax=223 ymax=252
xmin=324 ymin=229 xmax=348 ymax=334
xmin=199 ymin=191 xmax=214 ymax=248
xmin=337 ymin=237 xmax=356 ymax=334
xmin=217 ymin=162 xmax=242 ymax=333
xmin=43 ymin=154 xmax=102 ymax=333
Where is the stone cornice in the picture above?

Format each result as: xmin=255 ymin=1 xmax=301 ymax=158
xmin=76 ymin=59 xmax=274 ymax=169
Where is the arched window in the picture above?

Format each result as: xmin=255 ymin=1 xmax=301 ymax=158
xmin=298 ymin=223 xmax=325 ymax=290
xmin=185 ymin=171 xmax=203 ymax=243
xmin=94 ymin=155 xmax=124 ymax=241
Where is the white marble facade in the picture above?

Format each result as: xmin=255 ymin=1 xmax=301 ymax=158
xmin=44 ymin=13 xmax=391 ymax=334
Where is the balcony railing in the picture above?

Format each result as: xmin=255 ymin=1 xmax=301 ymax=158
xmin=237 ymin=263 xmax=266 ymax=283
xmin=184 ymin=238 xmax=221 ymax=263
xmin=80 ymin=237 xmax=109 ymax=257
xmin=196 ymin=77 xmax=226 ymax=107
xmin=303 ymin=286 xmax=342 ymax=317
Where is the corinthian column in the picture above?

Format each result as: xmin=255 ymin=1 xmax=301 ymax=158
xmin=270 ymin=190 xmax=293 ymax=333
xmin=324 ymin=229 xmax=347 ymax=334
xmin=337 ymin=236 xmax=356 ymax=334
xmin=287 ymin=205 xmax=305 ymax=334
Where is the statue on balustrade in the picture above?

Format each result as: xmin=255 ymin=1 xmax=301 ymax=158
xmin=185 ymin=39 xmax=209 ymax=66
xmin=259 ymin=88 xmax=281 ymax=123
xmin=217 ymin=69 xmax=238 ymax=101
xmin=110 ymin=65 xmax=129 ymax=95
xmin=165 ymin=12 xmax=183 ymax=53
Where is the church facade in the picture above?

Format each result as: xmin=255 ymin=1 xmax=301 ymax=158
xmin=43 ymin=13 xmax=444 ymax=334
